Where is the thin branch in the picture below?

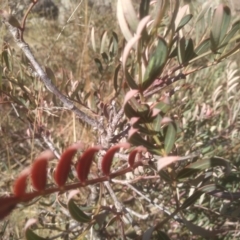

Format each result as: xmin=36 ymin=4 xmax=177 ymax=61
xmin=112 ymin=178 xmax=183 ymax=223
xmin=2 ymin=21 xmax=98 ymax=128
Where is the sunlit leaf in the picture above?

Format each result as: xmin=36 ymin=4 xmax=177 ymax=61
xmin=142 ymin=37 xmax=168 ymax=90
xmin=177 ymin=156 xmax=231 ymax=180
xmin=117 ymin=0 xmax=133 ymax=41
xmin=120 ymin=0 xmax=139 ymax=33
xmin=195 ymin=38 xmax=210 ymax=55
xmin=177 ymin=37 xmax=186 ymax=65
xmin=210 ymin=4 xmax=231 ymax=51
xmin=100 ymin=31 xmax=108 ymax=54
xmin=220 ymin=20 xmax=240 ymax=48
xmin=164 ymin=123 xmax=176 ymax=154
xmin=176 ymin=14 xmax=193 ymax=32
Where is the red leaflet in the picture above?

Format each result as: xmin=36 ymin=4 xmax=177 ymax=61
xmin=0 ymin=196 xmax=19 ymax=220
xmin=54 ymin=142 xmax=84 ymax=187
xmin=76 ymin=146 xmax=102 ymax=182
xmin=128 ymin=146 xmax=147 ymax=167
xmin=13 ymin=168 xmax=30 ymax=197
xmin=101 ymin=143 xmax=130 ymax=176
xmin=31 ymin=150 xmax=54 ymax=191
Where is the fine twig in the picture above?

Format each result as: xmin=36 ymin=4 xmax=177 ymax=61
xmin=2 ymin=21 xmax=98 ymax=128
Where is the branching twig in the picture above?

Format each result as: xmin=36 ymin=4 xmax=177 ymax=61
xmin=3 ymin=21 xmax=98 ymax=128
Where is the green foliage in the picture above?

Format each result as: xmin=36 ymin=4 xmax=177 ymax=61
xmin=1 ymin=0 xmax=240 ymax=239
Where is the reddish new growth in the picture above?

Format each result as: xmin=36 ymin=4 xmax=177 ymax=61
xmin=0 ymin=143 xmax=146 ymax=220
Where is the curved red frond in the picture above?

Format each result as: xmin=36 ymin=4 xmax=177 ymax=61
xmin=76 ymin=146 xmax=102 ymax=182
xmin=101 ymin=143 xmax=130 ymax=176
xmin=128 ymin=146 xmax=147 ymax=167
xmin=13 ymin=168 xmax=30 ymax=197
xmin=31 ymin=150 xmax=55 ymax=191
xmin=0 ymin=196 xmax=19 ymax=220
xmin=54 ymin=142 xmax=84 ymax=187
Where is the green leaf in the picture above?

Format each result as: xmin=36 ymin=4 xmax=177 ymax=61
xmin=101 ymin=52 xmax=109 ymax=64
xmin=195 ymin=38 xmax=210 ymax=55
xmin=109 ymin=31 xmax=118 ymax=57
xmin=2 ymin=50 xmax=10 ymax=70
xmin=176 ymin=14 xmax=193 ymax=32
xmin=177 ymin=37 xmax=186 ymax=65
xmin=68 ymin=199 xmax=91 ymax=223
xmin=45 ymin=66 xmax=56 ymax=85
xmin=142 ymin=37 xmax=168 ymax=90
xmin=142 ymin=227 xmax=170 ymax=240
xmin=100 ymin=31 xmax=108 ymax=54
xmin=177 ymin=156 xmax=231 ymax=180
xmin=124 ymin=102 xmax=139 ymax=119
xmin=164 ymin=122 xmax=176 ymax=154
xmin=154 ymin=102 xmax=171 ymax=114
xmin=128 ymin=131 xmax=159 ymax=154
xmin=210 ymin=4 xmax=231 ymax=51
xmin=25 ymin=229 xmax=47 ymax=240
xmin=94 ymin=58 xmax=103 ymax=73
xmin=220 ymin=20 xmax=240 ymax=49
xmin=153 ymin=114 xmax=162 ymax=132
xmin=25 ymin=229 xmax=46 ymax=240
xmin=142 ymin=226 xmax=155 ymax=240
xmin=185 ymin=38 xmax=196 ymax=62
xmin=181 ymin=184 xmax=218 ymax=209
xmin=125 ymin=70 xmax=138 ymax=89
xmin=156 ymin=231 xmax=171 ymax=240
xmin=195 ymin=2 xmax=211 ymax=24
xmin=182 ymin=216 xmax=220 ymax=238
xmin=113 ymin=64 xmax=121 ymax=92
xmin=139 ymin=0 xmax=150 ymax=19
xmin=158 ymin=170 xmax=172 ymax=183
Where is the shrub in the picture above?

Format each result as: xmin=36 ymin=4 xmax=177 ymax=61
xmin=0 ymin=0 xmax=240 ymax=239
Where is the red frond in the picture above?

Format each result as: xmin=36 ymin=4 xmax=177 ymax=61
xmin=128 ymin=146 xmax=147 ymax=167
xmin=0 ymin=196 xmax=19 ymax=220
xmin=54 ymin=142 xmax=84 ymax=187
xmin=13 ymin=168 xmax=30 ymax=197
xmin=101 ymin=143 xmax=130 ymax=176
xmin=76 ymin=146 xmax=102 ymax=182
xmin=31 ymin=150 xmax=55 ymax=191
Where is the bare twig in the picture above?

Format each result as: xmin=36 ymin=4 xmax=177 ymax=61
xmin=2 ymin=22 xmax=98 ymax=127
